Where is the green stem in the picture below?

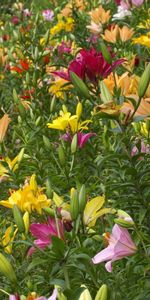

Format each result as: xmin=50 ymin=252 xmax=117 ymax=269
xmin=62 ymin=264 xmax=70 ymax=290
xmin=129 ymin=96 xmax=142 ymax=120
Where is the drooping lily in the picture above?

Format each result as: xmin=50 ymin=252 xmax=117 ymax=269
xmin=28 ymin=217 xmax=64 ymax=255
xmin=92 ymin=224 xmax=137 ymax=272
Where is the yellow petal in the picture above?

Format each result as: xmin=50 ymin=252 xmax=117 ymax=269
xmin=83 ymin=196 xmax=105 ymax=225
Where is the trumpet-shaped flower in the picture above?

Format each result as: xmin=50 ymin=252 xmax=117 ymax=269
xmin=83 ymin=195 xmax=115 ymax=227
xmin=0 ymin=174 xmax=51 ymax=213
xmin=92 ymin=224 xmax=137 ymax=272
xmin=28 ymin=217 xmax=64 ymax=255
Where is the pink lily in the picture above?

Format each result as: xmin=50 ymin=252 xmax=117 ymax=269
xmin=131 ymin=141 xmax=150 ymax=157
xmin=61 ymin=132 xmax=96 ymax=148
xmin=92 ymin=224 xmax=137 ymax=272
xmin=28 ymin=217 xmax=64 ymax=255
xmin=42 ymin=9 xmax=54 ymax=21
xmin=132 ymin=0 xmax=144 ymax=6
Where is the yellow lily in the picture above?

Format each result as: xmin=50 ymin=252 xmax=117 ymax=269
xmin=2 ymin=225 xmax=18 ymax=254
xmin=0 ymin=174 xmax=51 ymax=213
xmin=0 ymin=148 xmax=24 ymax=181
xmin=47 ymin=104 xmax=91 ymax=133
xmin=83 ymin=195 xmax=115 ymax=227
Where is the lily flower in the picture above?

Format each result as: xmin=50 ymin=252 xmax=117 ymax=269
xmin=83 ymin=195 xmax=115 ymax=227
xmin=28 ymin=217 xmax=64 ymax=255
xmin=92 ymin=224 xmax=137 ymax=272
xmin=0 ymin=174 xmax=51 ymax=213
xmin=52 ymin=47 xmax=124 ymax=84
xmin=0 ymin=113 xmax=11 ymax=143
xmin=9 ymin=288 xmax=58 ymax=299
xmin=47 ymin=105 xmax=91 ymax=134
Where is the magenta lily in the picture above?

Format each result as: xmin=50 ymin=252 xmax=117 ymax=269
xmin=92 ymin=224 xmax=137 ymax=272
xmin=28 ymin=217 xmax=64 ymax=255
xmin=53 ymin=47 xmax=124 ymax=84
xmin=61 ymin=132 xmax=96 ymax=148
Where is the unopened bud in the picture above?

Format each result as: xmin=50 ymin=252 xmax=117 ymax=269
xmin=13 ymin=88 xmax=19 ymax=103
xmin=43 ymin=207 xmax=55 ymax=217
xmin=100 ymin=42 xmax=112 ymax=65
xmin=100 ymin=81 xmax=113 ymax=103
xmin=138 ymin=63 xmax=150 ymax=98
xmin=35 ymin=116 xmax=41 ymax=126
xmin=34 ymin=47 xmax=39 ymax=60
xmin=0 ymin=253 xmax=17 ymax=284
xmin=44 ymin=30 xmax=50 ymax=45
xmin=45 ymin=178 xmax=53 ymax=198
xmin=26 ymin=73 xmax=30 ymax=85
xmin=79 ymin=285 xmax=92 ymax=300
xmin=23 ymin=211 xmax=30 ymax=234
xmin=78 ymin=184 xmax=86 ymax=213
xmin=70 ymin=72 xmax=90 ymax=99
xmin=70 ymin=189 xmax=79 ymax=221
xmin=13 ymin=205 xmax=25 ymax=233
xmin=76 ymin=102 xmax=82 ymax=120
xmin=95 ymin=284 xmax=108 ymax=300
xmin=50 ymin=96 xmax=56 ymax=112
xmin=30 ymin=174 xmax=38 ymax=191
xmin=71 ymin=133 xmax=78 ymax=154
xmin=58 ymin=145 xmax=65 ymax=166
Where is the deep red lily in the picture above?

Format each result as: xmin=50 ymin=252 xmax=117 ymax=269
xmin=52 ymin=47 xmax=124 ymax=84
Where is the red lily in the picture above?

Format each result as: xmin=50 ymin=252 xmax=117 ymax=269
xmin=10 ymin=59 xmax=29 ymax=73
xmin=52 ymin=47 xmax=124 ymax=84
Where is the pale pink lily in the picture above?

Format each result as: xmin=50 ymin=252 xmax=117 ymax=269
xmin=131 ymin=0 xmax=144 ymax=6
xmin=92 ymin=224 xmax=137 ymax=272
xmin=61 ymin=132 xmax=96 ymax=148
xmin=28 ymin=217 xmax=64 ymax=255
xmin=42 ymin=9 xmax=54 ymax=21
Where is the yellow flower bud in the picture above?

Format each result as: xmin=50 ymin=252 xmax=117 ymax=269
xmin=76 ymin=102 xmax=83 ymax=120
xmin=95 ymin=284 xmax=108 ymax=300
xmin=23 ymin=211 xmax=30 ymax=234
xmin=0 ymin=253 xmax=17 ymax=284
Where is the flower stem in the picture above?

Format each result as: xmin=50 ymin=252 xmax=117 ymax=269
xmin=62 ymin=264 xmax=70 ymax=290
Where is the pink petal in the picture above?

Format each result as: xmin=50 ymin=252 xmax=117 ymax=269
xmin=30 ymin=223 xmax=51 ymax=241
xmin=48 ymin=288 xmax=58 ymax=300
xmin=92 ymin=246 xmax=114 ymax=264
xmin=105 ymin=261 xmax=112 ymax=272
